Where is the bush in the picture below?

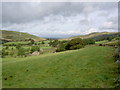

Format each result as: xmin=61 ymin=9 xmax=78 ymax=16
xmin=15 ymin=45 xmax=21 ymax=49
xmin=114 ymin=37 xmax=120 ymax=40
xmin=69 ymin=44 xmax=84 ymax=50
xmin=49 ymin=40 xmax=60 ymax=47
xmin=30 ymin=46 xmax=40 ymax=53
xmin=65 ymin=38 xmax=85 ymax=50
xmin=83 ymin=39 xmax=95 ymax=45
xmin=56 ymin=43 xmax=68 ymax=52
xmin=2 ymin=48 xmax=8 ymax=58
xmin=41 ymin=41 xmax=45 ymax=44
xmin=5 ymin=46 xmax=9 ymax=49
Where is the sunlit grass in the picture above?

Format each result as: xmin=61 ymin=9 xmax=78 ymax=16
xmin=2 ymin=46 xmax=116 ymax=88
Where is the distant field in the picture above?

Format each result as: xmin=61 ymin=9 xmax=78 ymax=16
xmin=95 ymin=40 xmax=108 ymax=44
xmin=2 ymin=46 xmax=116 ymax=88
xmin=96 ymin=40 xmax=119 ymax=46
xmin=1 ymin=30 xmax=45 ymax=41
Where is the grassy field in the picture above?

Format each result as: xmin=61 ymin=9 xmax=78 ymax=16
xmin=96 ymin=40 xmax=119 ymax=46
xmin=95 ymin=40 xmax=108 ymax=44
xmin=1 ymin=30 xmax=45 ymax=41
xmin=2 ymin=46 xmax=116 ymax=88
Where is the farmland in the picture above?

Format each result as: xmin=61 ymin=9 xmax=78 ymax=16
xmin=1 ymin=30 xmax=120 ymax=88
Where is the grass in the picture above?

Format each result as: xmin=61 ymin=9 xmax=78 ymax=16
xmin=2 ymin=45 xmax=53 ymax=57
xmin=3 ymin=41 xmax=30 ymax=46
xmin=95 ymin=40 xmax=108 ymax=44
xmin=1 ymin=30 xmax=45 ymax=41
xmin=2 ymin=46 xmax=116 ymax=88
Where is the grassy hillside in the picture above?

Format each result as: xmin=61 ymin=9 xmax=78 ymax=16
xmin=60 ymin=32 xmax=119 ymax=40
xmin=2 ymin=46 xmax=116 ymax=88
xmin=1 ymin=30 xmax=46 ymax=41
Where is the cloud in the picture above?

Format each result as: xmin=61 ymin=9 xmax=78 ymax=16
xmin=2 ymin=2 xmax=118 ymax=38
xmin=103 ymin=22 xmax=113 ymax=28
xmin=85 ymin=28 xmax=99 ymax=34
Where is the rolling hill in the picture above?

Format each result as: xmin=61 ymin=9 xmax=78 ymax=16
xmin=0 ymin=30 xmax=46 ymax=42
xmin=60 ymin=32 xmax=119 ymax=41
xmin=2 ymin=46 xmax=116 ymax=88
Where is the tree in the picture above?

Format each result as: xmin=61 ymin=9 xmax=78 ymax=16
xmin=30 ymin=39 xmax=35 ymax=45
xmin=107 ymin=37 xmax=113 ymax=41
xmin=65 ymin=38 xmax=85 ymax=50
xmin=56 ymin=43 xmax=68 ymax=52
xmin=49 ymin=40 xmax=60 ymax=47
xmin=41 ymin=41 xmax=45 ymax=44
xmin=83 ymin=39 xmax=95 ymax=45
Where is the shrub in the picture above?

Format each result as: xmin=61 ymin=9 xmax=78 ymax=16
xmin=1 ymin=48 xmax=8 ymax=58
xmin=107 ymin=37 xmax=113 ymax=41
xmin=49 ymin=40 xmax=60 ymax=47
xmin=56 ymin=43 xmax=68 ymax=52
xmin=30 ymin=46 xmax=40 ymax=53
xmin=41 ymin=41 xmax=45 ymax=44
xmin=15 ymin=45 xmax=21 ymax=49
xmin=114 ymin=37 xmax=120 ymax=40
xmin=5 ymin=46 xmax=9 ymax=49
xmin=65 ymin=38 xmax=85 ymax=50
xmin=83 ymin=39 xmax=95 ymax=45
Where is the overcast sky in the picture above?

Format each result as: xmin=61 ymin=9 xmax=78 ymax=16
xmin=1 ymin=2 xmax=118 ymax=38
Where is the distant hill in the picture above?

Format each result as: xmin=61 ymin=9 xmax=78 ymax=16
xmin=0 ymin=30 xmax=46 ymax=42
xmin=60 ymin=32 xmax=120 ymax=41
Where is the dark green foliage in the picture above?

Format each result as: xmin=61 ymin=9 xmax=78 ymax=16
xmin=5 ymin=46 xmax=9 ymax=49
xmin=11 ymin=47 xmax=14 ymax=50
xmin=30 ymin=46 xmax=40 ymax=53
xmin=30 ymin=39 xmax=35 ymax=45
xmin=49 ymin=40 xmax=60 ymax=47
xmin=41 ymin=41 xmax=45 ymax=44
xmin=114 ymin=37 xmax=120 ymax=40
xmin=56 ymin=38 xmax=85 ymax=52
xmin=65 ymin=38 xmax=84 ymax=50
xmin=2 ymin=48 xmax=8 ymax=58
xmin=69 ymin=44 xmax=84 ymax=50
xmin=107 ymin=37 xmax=113 ymax=41
xmin=56 ymin=43 xmax=68 ymax=52
xmin=83 ymin=39 xmax=95 ymax=45
xmin=34 ymin=43 xmax=37 ymax=45
xmin=15 ymin=45 xmax=21 ymax=49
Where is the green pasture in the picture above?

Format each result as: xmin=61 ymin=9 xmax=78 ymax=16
xmin=2 ymin=46 xmax=116 ymax=88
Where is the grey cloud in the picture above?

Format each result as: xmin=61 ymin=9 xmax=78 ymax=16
xmin=2 ymin=2 xmax=117 ymax=24
xmin=80 ymin=19 xmax=90 ymax=24
xmin=2 ymin=2 xmax=118 ymax=38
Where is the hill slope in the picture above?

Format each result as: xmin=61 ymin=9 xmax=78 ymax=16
xmin=60 ymin=32 xmax=119 ymax=40
xmin=3 ymin=46 xmax=116 ymax=88
xmin=1 ymin=30 xmax=46 ymax=41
